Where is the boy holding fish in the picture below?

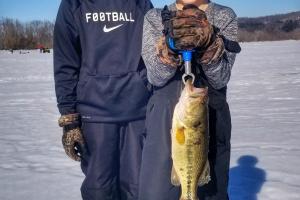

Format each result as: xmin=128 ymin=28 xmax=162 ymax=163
xmin=140 ymin=0 xmax=241 ymax=199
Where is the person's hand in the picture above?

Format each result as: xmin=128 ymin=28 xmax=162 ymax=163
xmin=170 ymin=4 xmax=214 ymax=50
xmin=171 ymin=5 xmax=225 ymax=65
xmin=58 ymin=113 xmax=86 ymax=162
xmin=156 ymin=36 xmax=182 ymax=67
xmin=195 ymin=35 xmax=225 ymax=65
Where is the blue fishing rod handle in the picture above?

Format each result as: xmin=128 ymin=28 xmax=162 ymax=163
xmin=168 ymin=37 xmax=176 ymax=51
xmin=167 ymin=37 xmax=193 ymax=61
xmin=182 ymin=51 xmax=192 ymax=62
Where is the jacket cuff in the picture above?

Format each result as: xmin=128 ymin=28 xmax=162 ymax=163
xmin=58 ymin=113 xmax=81 ymax=127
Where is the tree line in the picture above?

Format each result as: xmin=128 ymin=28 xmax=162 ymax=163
xmin=0 ymin=11 xmax=299 ymax=50
xmin=0 ymin=18 xmax=54 ymax=50
xmin=238 ymin=11 xmax=300 ymax=42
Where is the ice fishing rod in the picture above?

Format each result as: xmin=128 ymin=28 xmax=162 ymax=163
xmin=161 ymin=5 xmax=196 ymax=85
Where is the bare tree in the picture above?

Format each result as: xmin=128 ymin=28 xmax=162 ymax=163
xmin=0 ymin=18 xmax=54 ymax=50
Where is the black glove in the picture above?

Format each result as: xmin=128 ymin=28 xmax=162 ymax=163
xmin=58 ymin=113 xmax=87 ymax=162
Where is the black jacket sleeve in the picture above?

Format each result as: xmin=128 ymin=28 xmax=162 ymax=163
xmin=53 ymin=0 xmax=81 ymax=115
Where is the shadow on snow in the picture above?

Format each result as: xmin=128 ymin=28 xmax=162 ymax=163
xmin=229 ymin=155 xmax=266 ymax=200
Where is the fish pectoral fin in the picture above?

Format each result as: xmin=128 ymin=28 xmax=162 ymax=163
xmin=171 ymin=165 xmax=181 ymax=186
xmin=198 ymin=160 xmax=211 ymax=186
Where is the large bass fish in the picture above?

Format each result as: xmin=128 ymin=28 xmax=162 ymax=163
xmin=171 ymin=80 xmax=210 ymax=200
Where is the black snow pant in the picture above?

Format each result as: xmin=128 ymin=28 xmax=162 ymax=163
xmin=138 ymin=74 xmax=231 ymax=200
xmin=80 ymin=119 xmax=146 ymax=200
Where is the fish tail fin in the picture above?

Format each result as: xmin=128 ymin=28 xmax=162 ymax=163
xmin=198 ymin=160 xmax=211 ymax=186
xmin=171 ymin=165 xmax=181 ymax=186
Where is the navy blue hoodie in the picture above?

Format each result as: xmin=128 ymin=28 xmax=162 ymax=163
xmin=54 ymin=0 xmax=153 ymax=122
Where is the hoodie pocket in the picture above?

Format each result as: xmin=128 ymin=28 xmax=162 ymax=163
xmin=77 ymin=76 xmax=92 ymax=102
xmin=76 ymin=71 xmax=151 ymax=121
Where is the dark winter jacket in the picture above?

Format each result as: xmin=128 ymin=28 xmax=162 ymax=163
xmin=54 ymin=0 xmax=153 ymax=122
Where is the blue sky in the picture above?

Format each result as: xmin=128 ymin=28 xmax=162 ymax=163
xmin=0 ymin=0 xmax=299 ymax=22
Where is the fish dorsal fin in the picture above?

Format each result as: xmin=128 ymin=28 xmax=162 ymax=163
xmin=171 ymin=165 xmax=181 ymax=186
xmin=198 ymin=160 xmax=211 ymax=186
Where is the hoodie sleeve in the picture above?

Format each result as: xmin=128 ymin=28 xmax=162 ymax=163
xmin=142 ymin=9 xmax=177 ymax=87
xmin=143 ymin=0 xmax=154 ymax=14
xmin=53 ymin=0 xmax=81 ymax=115
xmin=201 ymin=7 xmax=239 ymax=89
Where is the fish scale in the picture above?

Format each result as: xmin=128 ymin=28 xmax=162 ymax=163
xmin=171 ymin=80 xmax=211 ymax=200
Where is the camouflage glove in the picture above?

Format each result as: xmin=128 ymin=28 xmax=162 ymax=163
xmin=157 ymin=36 xmax=182 ymax=67
xmin=195 ymin=34 xmax=225 ymax=65
xmin=58 ymin=113 xmax=86 ymax=162
xmin=170 ymin=4 xmax=214 ymax=50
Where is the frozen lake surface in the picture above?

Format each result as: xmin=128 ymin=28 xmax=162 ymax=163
xmin=0 ymin=40 xmax=300 ymax=200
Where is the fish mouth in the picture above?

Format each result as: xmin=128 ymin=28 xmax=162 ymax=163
xmin=189 ymin=92 xmax=205 ymax=98
xmin=187 ymin=86 xmax=208 ymax=99
xmin=186 ymin=79 xmax=208 ymax=98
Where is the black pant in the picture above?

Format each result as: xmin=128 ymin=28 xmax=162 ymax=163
xmin=138 ymin=76 xmax=231 ymax=200
xmin=198 ymin=103 xmax=231 ymax=200
xmin=80 ymin=119 xmax=146 ymax=200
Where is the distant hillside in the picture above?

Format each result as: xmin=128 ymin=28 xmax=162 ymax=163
xmin=238 ymin=11 xmax=300 ymax=42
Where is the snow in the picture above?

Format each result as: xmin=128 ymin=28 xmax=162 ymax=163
xmin=0 ymin=50 xmax=83 ymax=200
xmin=0 ymin=40 xmax=300 ymax=200
xmin=228 ymin=40 xmax=300 ymax=200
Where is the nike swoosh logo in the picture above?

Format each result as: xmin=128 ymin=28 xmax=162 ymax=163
xmin=103 ymin=24 xmax=124 ymax=33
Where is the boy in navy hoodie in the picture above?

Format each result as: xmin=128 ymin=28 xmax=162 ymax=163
xmin=54 ymin=0 xmax=153 ymax=199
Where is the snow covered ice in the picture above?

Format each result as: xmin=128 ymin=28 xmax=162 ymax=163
xmin=0 ymin=40 xmax=300 ymax=200
xmin=0 ymin=50 xmax=83 ymax=200
xmin=228 ymin=40 xmax=300 ymax=200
